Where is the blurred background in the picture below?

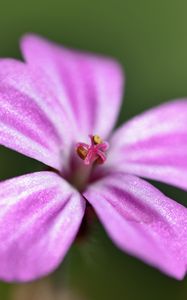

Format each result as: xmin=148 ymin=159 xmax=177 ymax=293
xmin=0 ymin=0 xmax=187 ymax=299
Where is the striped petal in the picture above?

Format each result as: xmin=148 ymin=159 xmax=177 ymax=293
xmin=0 ymin=59 xmax=74 ymax=170
xmin=108 ymin=100 xmax=187 ymax=190
xmin=84 ymin=172 xmax=187 ymax=279
xmin=0 ymin=171 xmax=85 ymax=282
xmin=21 ymin=34 xmax=124 ymax=139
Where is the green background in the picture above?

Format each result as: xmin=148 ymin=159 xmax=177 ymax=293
xmin=0 ymin=0 xmax=187 ymax=299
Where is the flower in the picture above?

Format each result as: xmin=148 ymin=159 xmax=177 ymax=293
xmin=0 ymin=34 xmax=187 ymax=282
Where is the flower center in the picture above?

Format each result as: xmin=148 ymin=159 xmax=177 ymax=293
xmin=67 ymin=135 xmax=109 ymax=191
xmin=76 ymin=134 xmax=109 ymax=165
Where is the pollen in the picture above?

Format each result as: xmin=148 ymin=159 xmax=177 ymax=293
xmin=76 ymin=135 xmax=109 ymax=165
xmin=93 ymin=135 xmax=103 ymax=145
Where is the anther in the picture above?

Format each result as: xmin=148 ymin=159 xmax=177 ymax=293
xmin=76 ymin=145 xmax=88 ymax=160
xmin=93 ymin=135 xmax=103 ymax=145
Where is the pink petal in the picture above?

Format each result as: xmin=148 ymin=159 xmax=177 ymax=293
xmin=21 ymin=34 xmax=124 ymax=139
xmin=0 ymin=171 xmax=85 ymax=282
xmin=108 ymin=100 xmax=187 ymax=190
xmin=0 ymin=59 xmax=75 ymax=170
xmin=84 ymin=172 xmax=187 ymax=279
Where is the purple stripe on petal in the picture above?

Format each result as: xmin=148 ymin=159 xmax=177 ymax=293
xmin=0 ymin=85 xmax=61 ymax=149
xmin=0 ymin=171 xmax=85 ymax=282
xmin=84 ymin=172 xmax=187 ymax=279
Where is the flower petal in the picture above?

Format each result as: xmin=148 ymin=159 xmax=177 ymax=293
xmin=84 ymin=172 xmax=187 ymax=279
xmin=108 ymin=100 xmax=187 ymax=190
xmin=21 ymin=34 xmax=124 ymax=138
xmin=0 ymin=59 xmax=76 ymax=170
xmin=0 ymin=171 xmax=85 ymax=282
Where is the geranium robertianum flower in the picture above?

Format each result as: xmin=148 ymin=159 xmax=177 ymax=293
xmin=0 ymin=34 xmax=187 ymax=282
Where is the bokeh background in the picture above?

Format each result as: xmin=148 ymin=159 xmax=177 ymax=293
xmin=0 ymin=0 xmax=187 ymax=299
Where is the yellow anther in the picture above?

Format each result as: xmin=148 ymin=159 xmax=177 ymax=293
xmin=93 ymin=135 xmax=103 ymax=145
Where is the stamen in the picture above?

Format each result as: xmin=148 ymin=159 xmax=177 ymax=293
xmin=76 ymin=135 xmax=109 ymax=165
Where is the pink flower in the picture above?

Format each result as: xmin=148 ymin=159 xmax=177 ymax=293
xmin=0 ymin=34 xmax=187 ymax=282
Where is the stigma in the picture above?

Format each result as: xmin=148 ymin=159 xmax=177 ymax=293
xmin=76 ymin=135 xmax=109 ymax=165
